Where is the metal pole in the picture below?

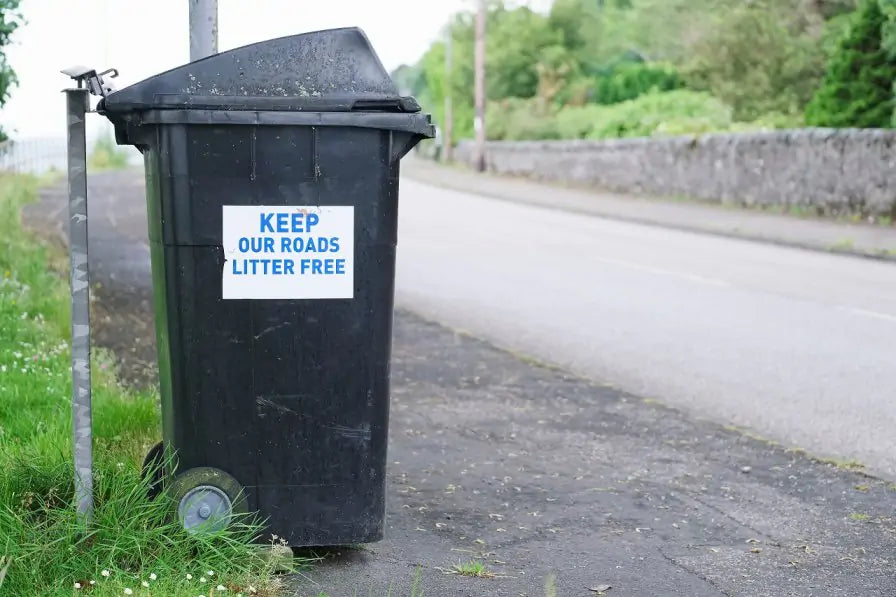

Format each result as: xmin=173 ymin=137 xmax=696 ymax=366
xmin=443 ymin=27 xmax=454 ymax=164
xmin=189 ymin=0 xmax=218 ymax=61
xmin=473 ymin=0 xmax=486 ymax=172
xmin=66 ymin=88 xmax=93 ymax=524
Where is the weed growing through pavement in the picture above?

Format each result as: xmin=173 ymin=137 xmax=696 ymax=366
xmin=450 ymin=560 xmax=494 ymax=578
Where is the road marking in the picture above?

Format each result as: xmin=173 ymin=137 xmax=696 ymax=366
xmin=592 ymin=256 xmax=731 ymax=288
xmin=842 ymin=307 xmax=896 ymax=324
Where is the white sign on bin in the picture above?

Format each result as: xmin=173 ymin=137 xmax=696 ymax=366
xmin=221 ymin=205 xmax=354 ymax=300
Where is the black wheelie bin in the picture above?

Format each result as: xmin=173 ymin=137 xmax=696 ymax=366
xmin=97 ymin=26 xmax=434 ymax=546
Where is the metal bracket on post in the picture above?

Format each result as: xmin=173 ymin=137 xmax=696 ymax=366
xmin=62 ymin=66 xmax=118 ymax=99
xmin=60 ymin=64 xmax=117 ymax=525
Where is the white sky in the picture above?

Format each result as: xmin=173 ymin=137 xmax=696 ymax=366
xmin=0 ymin=0 xmax=552 ymax=142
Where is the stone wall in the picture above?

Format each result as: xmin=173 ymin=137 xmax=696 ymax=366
xmin=449 ymin=129 xmax=896 ymax=218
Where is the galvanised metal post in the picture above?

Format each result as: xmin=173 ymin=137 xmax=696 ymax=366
xmin=65 ymin=86 xmax=93 ymax=524
xmin=189 ymin=0 xmax=218 ymax=61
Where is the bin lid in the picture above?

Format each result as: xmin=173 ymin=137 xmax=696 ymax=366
xmin=99 ymin=27 xmax=423 ymax=114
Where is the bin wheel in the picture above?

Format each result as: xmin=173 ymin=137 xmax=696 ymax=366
xmin=169 ymin=467 xmax=248 ymax=534
xmin=141 ymin=441 xmax=168 ymax=500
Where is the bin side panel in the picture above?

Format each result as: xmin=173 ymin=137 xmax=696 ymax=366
xmin=157 ymin=245 xmax=260 ymax=510
xmin=148 ymin=122 xmax=401 ymax=545
xmin=249 ymin=127 xmax=398 ymax=545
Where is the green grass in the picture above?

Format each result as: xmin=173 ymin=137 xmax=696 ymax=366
xmin=450 ymin=560 xmax=493 ymax=578
xmin=0 ymin=173 xmax=289 ymax=595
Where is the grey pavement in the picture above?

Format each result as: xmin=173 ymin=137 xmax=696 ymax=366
xmin=402 ymin=157 xmax=896 ymax=262
xmin=25 ymin=168 xmax=158 ymax=387
xmin=393 ymin=173 xmax=896 ymax=481
xmin=23 ymin=170 xmax=896 ymax=596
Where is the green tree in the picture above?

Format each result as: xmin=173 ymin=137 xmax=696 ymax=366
xmin=415 ymin=3 xmax=564 ymax=141
xmin=486 ymin=5 xmax=561 ymax=99
xmin=882 ymin=0 xmax=896 ymax=49
xmin=805 ymin=0 xmax=896 ymax=127
xmin=418 ymin=12 xmax=477 ymax=142
xmin=0 ymin=0 xmax=21 ymax=142
xmin=815 ymin=0 xmax=860 ymax=19
xmin=390 ymin=63 xmax=426 ymax=97
xmin=683 ymin=0 xmax=827 ymax=121
xmin=880 ymin=0 xmax=896 ymax=122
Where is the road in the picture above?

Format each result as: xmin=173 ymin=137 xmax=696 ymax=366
xmin=393 ymin=178 xmax=896 ymax=479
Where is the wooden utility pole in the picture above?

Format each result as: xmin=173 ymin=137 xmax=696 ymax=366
xmin=189 ymin=0 xmax=218 ymax=61
xmin=443 ymin=28 xmax=454 ymax=164
xmin=473 ymin=0 xmax=486 ymax=172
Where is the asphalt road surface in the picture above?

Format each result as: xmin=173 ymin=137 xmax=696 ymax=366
xmin=393 ymin=179 xmax=896 ymax=480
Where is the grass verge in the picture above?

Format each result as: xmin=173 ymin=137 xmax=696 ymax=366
xmin=0 ymin=173 xmax=288 ymax=595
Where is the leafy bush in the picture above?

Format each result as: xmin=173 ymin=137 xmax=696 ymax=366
xmin=805 ymin=0 xmax=896 ymax=128
xmin=554 ymin=105 xmax=604 ymax=139
xmin=484 ymin=90 xmax=810 ymax=141
xmin=736 ymin=111 xmax=806 ymax=130
xmin=486 ymin=98 xmax=561 ymax=141
xmin=592 ymin=62 xmax=683 ymax=105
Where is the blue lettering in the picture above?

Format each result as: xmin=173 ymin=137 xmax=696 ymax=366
xmin=291 ymin=212 xmax=303 ymax=232
xmin=281 ymin=237 xmax=292 ymax=252
xmin=260 ymin=213 xmax=274 ymax=233
xmin=305 ymin=240 xmax=317 ymax=253
xmin=335 ymin=259 xmax=345 ymax=274
xmin=232 ymin=260 xmax=242 ymax=274
xmin=272 ymin=259 xmax=282 ymax=275
xmin=329 ymin=237 xmax=340 ymax=252
xmin=301 ymin=259 xmax=311 ymax=274
xmin=306 ymin=213 xmax=319 ymax=231
xmin=312 ymin=259 xmax=323 ymax=274
xmin=324 ymin=259 xmax=334 ymax=275
xmin=284 ymin=259 xmax=295 ymax=275
xmin=317 ymin=237 xmax=329 ymax=252
xmin=264 ymin=237 xmax=274 ymax=252
xmin=238 ymin=237 xmax=250 ymax=252
xmin=276 ymin=213 xmax=289 ymax=232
